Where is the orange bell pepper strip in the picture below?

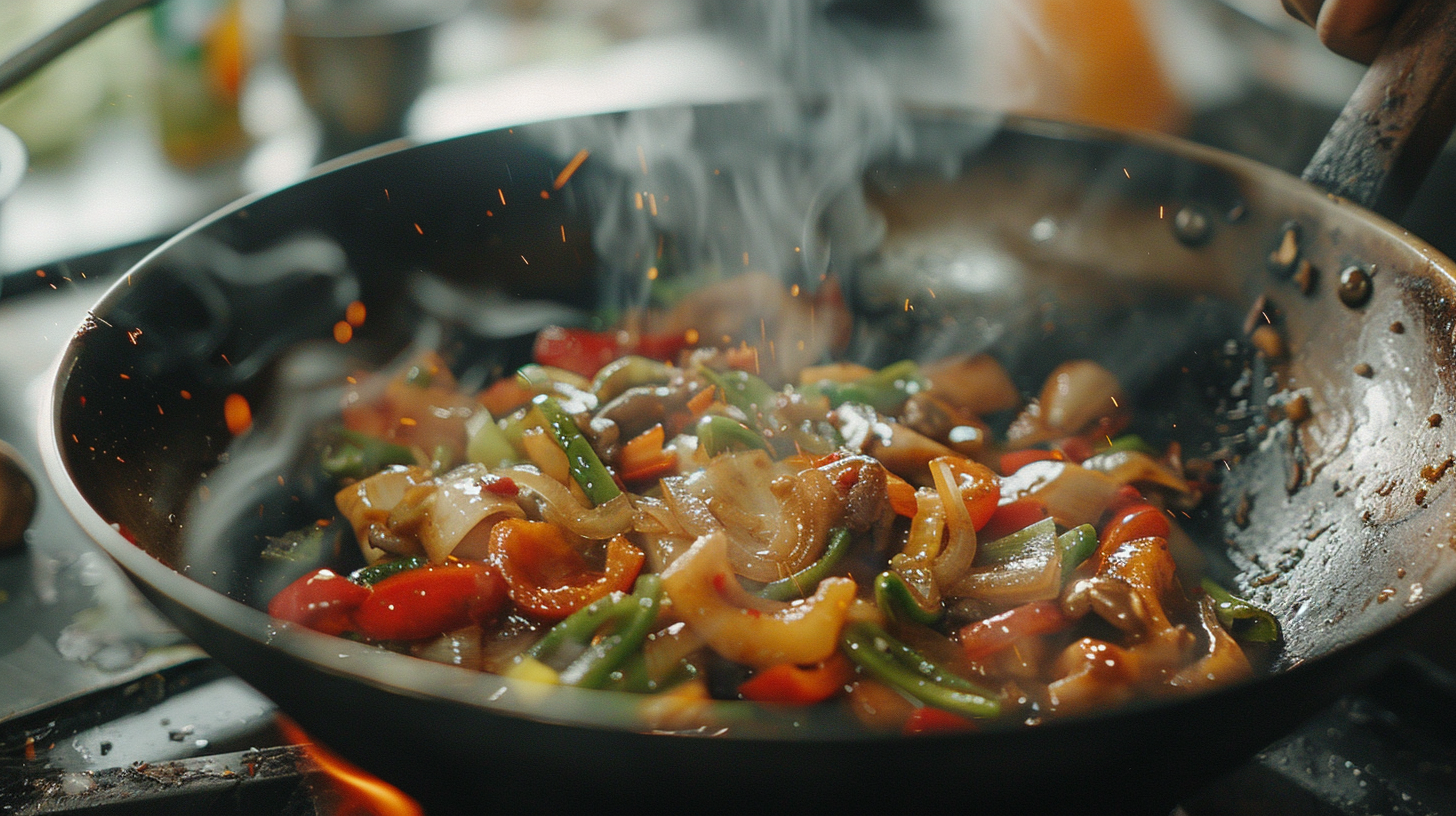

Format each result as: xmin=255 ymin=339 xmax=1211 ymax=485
xmin=737 ymin=653 xmax=855 ymax=705
xmin=933 ymin=456 xmax=1000 ymax=530
xmin=885 ymin=472 xmax=919 ymax=517
xmin=618 ymin=423 xmax=678 ymax=483
xmin=1089 ymin=502 xmax=1170 ymax=572
xmin=488 ymin=518 xmax=645 ymax=620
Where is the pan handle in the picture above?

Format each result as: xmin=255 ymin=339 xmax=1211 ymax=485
xmin=0 ymin=0 xmax=160 ymax=100
xmin=1303 ymin=0 xmax=1456 ymax=218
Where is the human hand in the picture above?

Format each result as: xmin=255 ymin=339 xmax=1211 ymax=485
xmin=1282 ymin=0 xmax=1411 ymax=62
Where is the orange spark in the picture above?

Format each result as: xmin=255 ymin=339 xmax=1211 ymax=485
xmin=224 ymin=394 xmax=252 ymax=435
xmin=333 ymin=321 xmax=353 ymax=343
xmin=399 ymin=417 xmax=417 ymax=427
xmin=790 ymin=284 xmax=800 ymax=297
xmin=560 ymin=225 xmax=567 ymax=243
xmin=553 ymin=149 xmax=590 ymax=189
xmin=126 ymin=328 xmax=142 ymax=345
xmin=345 ymin=300 xmax=366 ymax=327
xmin=648 ymin=193 xmax=658 ymax=216
xmin=684 ymin=328 xmax=700 ymax=345
xmin=647 ymin=267 xmax=659 ymax=280
xmin=180 ymin=390 xmax=191 ymax=399
xmin=498 ymin=189 xmax=507 ymax=205
xmin=635 ymin=193 xmax=644 ymax=210
xmin=539 ymin=190 xmax=550 ymax=199
xmin=413 ymin=223 xmax=423 ymax=235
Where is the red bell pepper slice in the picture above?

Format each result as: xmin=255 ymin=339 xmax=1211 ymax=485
xmin=737 ymin=653 xmax=855 ymax=705
xmin=981 ymin=497 xmax=1051 ymax=541
xmin=1092 ymin=502 xmax=1171 ymax=570
xmin=958 ymin=599 xmax=1072 ymax=662
xmin=532 ymin=326 xmax=689 ymax=379
xmin=902 ymin=706 xmax=978 ymax=735
xmin=350 ymin=561 xmax=507 ymax=641
xmin=488 ymin=518 xmax=645 ymax=621
xmin=268 ymin=568 xmax=371 ymax=636
xmin=935 ymin=457 xmax=1001 ymax=530
xmin=998 ymin=448 xmax=1060 ymax=476
xmin=532 ymin=326 xmax=623 ymax=379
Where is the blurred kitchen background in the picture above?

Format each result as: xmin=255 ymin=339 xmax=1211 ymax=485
xmin=0 ymin=0 xmax=1391 ymax=276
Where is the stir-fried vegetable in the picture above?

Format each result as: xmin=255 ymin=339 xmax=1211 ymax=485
xmin=266 ymin=314 xmax=1279 ymax=732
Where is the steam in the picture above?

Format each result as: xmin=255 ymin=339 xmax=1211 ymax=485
xmin=534 ymin=1 xmax=916 ymax=313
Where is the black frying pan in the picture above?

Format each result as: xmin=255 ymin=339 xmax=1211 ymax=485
xmin=34 ymin=3 xmax=1456 ymax=814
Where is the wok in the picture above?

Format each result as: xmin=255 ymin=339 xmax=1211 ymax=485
xmin=35 ymin=6 xmax=1456 ymax=815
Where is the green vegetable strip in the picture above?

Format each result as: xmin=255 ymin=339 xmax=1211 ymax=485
xmin=841 ymin=622 xmax=1001 ymax=718
xmin=533 ymin=394 xmax=622 ymax=506
xmin=758 ymin=528 xmax=851 ymax=601
xmin=1102 ymin=434 xmax=1156 ymax=455
xmin=700 ymin=368 xmax=776 ymax=415
xmin=696 ymin=415 xmax=771 ymax=456
xmin=526 ymin=592 xmax=628 ymax=666
xmin=321 ymin=428 xmax=415 ymax=480
xmin=977 ymin=517 xmax=1057 ymax=566
xmin=809 ymin=360 xmax=929 ymax=413
xmin=1058 ymin=524 xmax=1098 ymax=581
xmin=1202 ymin=579 xmax=1282 ymax=643
xmin=873 ymin=571 xmax=942 ymax=625
xmin=559 ymin=575 xmax=663 ymax=689
xmin=349 ymin=555 xmax=427 ymax=586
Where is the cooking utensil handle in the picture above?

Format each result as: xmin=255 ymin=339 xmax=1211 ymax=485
xmin=0 ymin=0 xmax=160 ymax=99
xmin=1303 ymin=0 xmax=1456 ymax=219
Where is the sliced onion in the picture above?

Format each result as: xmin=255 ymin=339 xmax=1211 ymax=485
xmin=1038 ymin=360 xmax=1123 ymax=435
xmin=683 ymin=451 xmax=841 ymax=582
xmin=417 ymin=463 xmax=526 ymax=562
xmin=661 ymin=474 xmax=723 ymax=538
xmin=335 ymin=465 xmax=432 ymax=559
xmin=902 ymin=487 xmax=945 ymax=563
xmin=520 ymin=426 xmax=571 ymax=485
xmin=1080 ymin=449 xmax=1192 ymax=496
xmin=502 ymin=465 xmax=633 ymax=540
xmin=929 ymin=458 xmax=977 ymax=586
xmin=999 ymin=459 xmax=1123 ymax=528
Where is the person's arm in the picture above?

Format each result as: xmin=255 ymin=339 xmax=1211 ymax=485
xmin=1283 ymin=0 xmax=1411 ymax=62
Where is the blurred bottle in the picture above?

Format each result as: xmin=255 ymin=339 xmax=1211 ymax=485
xmin=151 ymin=0 xmax=251 ymax=169
xmin=1004 ymin=0 xmax=1188 ymax=135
